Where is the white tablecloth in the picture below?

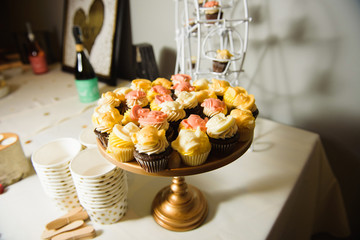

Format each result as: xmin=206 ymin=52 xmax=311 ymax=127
xmin=0 ymin=65 xmax=350 ymax=239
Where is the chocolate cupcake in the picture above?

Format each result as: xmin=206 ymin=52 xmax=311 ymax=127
xmin=201 ymin=98 xmax=227 ymax=118
xmin=131 ymin=126 xmax=172 ymax=173
xmin=209 ymin=78 xmax=230 ymax=100
xmin=206 ymin=113 xmax=239 ymax=154
xmin=212 ymin=49 xmax=233 ymax=73
xmin=125 ymin=90 xmax=149 ymax=110
xmin=203 ymin=1 xmax=223 ymax=22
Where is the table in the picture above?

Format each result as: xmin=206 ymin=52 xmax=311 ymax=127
xmin=0 ymin=65 xmax=350 ymax=239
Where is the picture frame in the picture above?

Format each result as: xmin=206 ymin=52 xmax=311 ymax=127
xmin=61 ymin=0 xmax=125 ymax=86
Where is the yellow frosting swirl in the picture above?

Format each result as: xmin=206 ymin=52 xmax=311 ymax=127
xmin=206 ymin=113 xmax=238 ymax=139
xmin=113 ymin=87 xmax=132 ymax=97
xmin=98 ymin=91 xmax=123 ymax=107
xmin=216 ymin=49 xmax=233 ymax=61
xmin=159 ymin=101 xmax=186 ymax=122
xmin=210 ymin=78 xmax=230 ymax=97
xmin=131 ymin=126 xmax=169 ymax=155
xmin=150 ymin=100 xmax=162 ymax=111
xmin=131 ymin=79 xmax=152 ymax=92
xmin=234 ymin=94 xmax=256 ymax=112
xmin=193 ymin=78 xmax=210 ymax=91
xmin=223 ymin=86 xmax=248 ymax=109
xmin=92 ymin=106 xmax=123 ymax=134
xmin=175 ymin=91 xmax=198 ymax=110
xmin=195 ymin=89 xmax=218 ymax=103
xmin=151 ymin=78 xmax=172 ymax=89
xmin=230 ymin=109 xmax=255 ymax=130
xmin=171 ymin=128 xmax=211 ymax=156
xmin=108 ymin=123 xmax=140 ymax=148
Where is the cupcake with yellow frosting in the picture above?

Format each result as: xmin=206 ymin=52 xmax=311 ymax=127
xmin=171 ymin=128 xmax=211 ymax=166
xmin=195 ymin=89 xmax=218 ymax=104
xmin=175 ymin=91 xmax=202 ymax=117
xmin=233 ymin=93 xmax=259 ymax=119
xmin=206 ymin=113 xmax=239 ymax=153
xmin=230 ymin=109 xmax=255 ymax=142
xmin=98 ymin=91 xmax=126 ymax=114
xmin=106 ymin=123 xmax=140 ymax=162
xmin=209 ymin=78 xmax=230 ymax=100
xmin=201 ymin=98 xmax=227 ymax=118
xmin=131 ymin=126 xmax=172 ymax=172
xmin=159 ymin=101 xmax=186 ymax=131
xmin=223 ymin=86 xmax=248 ymax=110
xmin=92 ymin=105 xmax=123 ymax=148
xmin=131 ymin=79 xmax=152 ymax=93
xmin=213 ymin=49 xmax=233 ymax=73
xmin=151 ymin=77 xmax=172 ymax=90
xmin=193 ymin=78 xmax=210 ymax=91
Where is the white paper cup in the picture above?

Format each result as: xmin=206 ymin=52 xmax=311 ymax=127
xmin=79 ymin=128 xmax=97 ymax=149
xmin=51 ymin=191 xmax=81 ymax=212
xmin=32 ymin=138 xmax=82 ymax=168
xmin=86 ymin=198 xmax=128 ymax=224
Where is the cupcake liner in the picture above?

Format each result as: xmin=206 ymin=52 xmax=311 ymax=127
xmin=238 ymin=128 xmax=254 ymax=142
xmin=109 ymin=147 xmax=134 ymax=162
xmin=134 ymin=157 xmax=169 ymax=173
xmin=209 ymin=132 xmax=240 ymax=154
xmin=180 ymin=151 xmax=210 ymax=166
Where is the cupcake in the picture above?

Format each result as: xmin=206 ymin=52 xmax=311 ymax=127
xmin=92 ymin=105 xmax=123 ymax=148
xmin=147 ymin=85 xmax=171 ymax=102
xmin=125 ymin=90 xmax=149 ymax=109
xmin=159 ymin=101 xmax=186 ymax=132
xmin=213 ymin=49 xmax=233 ymax=73
xmin=151 ymin=77 xmax=172 ymax=90
xmin=179 ymin=114 xmax=208 ymax=132
xmin=230 ymin=109 xmax=255 ymax=142
xmin=201 ymin=98 xmax=227 ymax=118
xmin=113 ymin=86 xmax=132 ymax=97
xmin=195 ymin=89 xmax=218 ymax=104
xmin=122 ymin=104 xmax=150 ymax=125
xmin=171 ymin=128 xmax=211 ymax=166
xmin=170 ymin=73 xmax=192 ymax=86
xmin=193 ymin=78 xmax=210 ymax=91
xmin=206 ymin=113 xmax=239 ymax=154
xmin=131 ymin=126 xmax=172 ymax=172
xmin=209 ymin=78 xmax=230 ymax=100
xmin=150 ymin=94 xmax=174 ymax=111
xmin=106 ymin=123 xmax=140 ymax=162
xmin=175 ymin=91 xmax=202 ymax=117
xmin=98 ymin=91 xmax=126 ymax=115
xmin=224 ymin=87 xmax=259 ymax=118
xmin=172 ymin=81 xmax=195 ymax=97
xmin=204 ymin=1 xmax=223 ymax=22
xmin=131 ymin=79 xmax=152 ymax=92
xmin=138 ymin=110 xmax=169 ymax=131
xmin=223 ymin=86 xmax=248 ymax=110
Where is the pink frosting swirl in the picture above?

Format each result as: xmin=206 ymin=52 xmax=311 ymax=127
xmin=125 ymin=90 xmax=146 ymax=100
xmin=130 ymin=104 xmax=150 ymax=121
xmin=172 ymin=81 xmax=195 ymax=92
xmin=138 ymin=111 xmax=168 ymax=125
xmin=151 ymin=85 xmax=171 ymax=95
xmin=180 ymin=114 xmax=208 ymax=132
xmin=155 ymin=94 xmax=174 ymax=105
xmin=171 ymin=74 xmax=192 ymax=82
xmin=204 ymin=1 xmax=219 ymax=7
xmin=201 ymin=98 xmax=226 ymax=111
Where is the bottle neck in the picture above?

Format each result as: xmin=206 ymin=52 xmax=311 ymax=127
xmin=75 ymin=44 xmax=84 ymax=52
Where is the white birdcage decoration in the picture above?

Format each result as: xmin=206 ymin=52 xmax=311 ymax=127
xmin=174 ymin=0 xmax=251 ymax=86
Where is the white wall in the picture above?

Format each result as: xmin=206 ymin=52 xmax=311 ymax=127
xmin=129 ymin=0 xmax=360 ymax=236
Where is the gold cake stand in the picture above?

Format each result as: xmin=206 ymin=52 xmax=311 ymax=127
xmin=97 ymin=136 xmax=252 ymax=231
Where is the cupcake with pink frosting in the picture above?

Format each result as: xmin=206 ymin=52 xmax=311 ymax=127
xmin=150 ymin=94 xmax=174 ymax=111
xmin=125 ymin=90 xmax=149 ymax=109
xmin=203 ymin=1 xmax=223 ymax=22
xmin=170 ymin=73 xmax=192 ymax=85
xmin=201 ymin=98 xmax=227 ymax=118
xmin=147 ymin=85 xmax=171 ymax=102
xmin=179 ymin=114 xmax=208 ymax=132
xmin=122 ymin=104 xmax=150 ymax=126
xmin=171 ymin=81 xmax=195 ymax=97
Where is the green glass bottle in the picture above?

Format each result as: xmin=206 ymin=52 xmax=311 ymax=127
xmin=72 ymin=26 xmax=100 ymax=103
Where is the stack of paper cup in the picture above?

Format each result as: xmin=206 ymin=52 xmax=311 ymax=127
xmin=31 ymin=138 xmax=82 ymax=211
xmin=70 ymin=148 xmax=128 ymax=224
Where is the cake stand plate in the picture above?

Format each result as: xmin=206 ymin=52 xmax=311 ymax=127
xmin=97 ymin=136 xmax=252 ymax=231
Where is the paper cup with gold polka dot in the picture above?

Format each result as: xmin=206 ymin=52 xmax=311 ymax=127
xmin=86 ymin=198 xmax=128 ymax=224
xmin=51 ymin=191 xmax=81 ymax=212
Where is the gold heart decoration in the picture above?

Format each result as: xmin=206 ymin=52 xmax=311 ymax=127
xmin=73 ymin=0 xmax=104 ymax=54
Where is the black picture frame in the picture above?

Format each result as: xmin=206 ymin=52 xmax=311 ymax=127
xmin=61 ymin=0 xmax=124 ymax=86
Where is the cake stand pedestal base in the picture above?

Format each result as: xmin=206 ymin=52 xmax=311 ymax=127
xmin=151 ymin=176 xmax=208 ymax=231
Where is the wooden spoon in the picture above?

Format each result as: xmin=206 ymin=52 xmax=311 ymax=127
xmin=41 ymin=220 xmax=84 ymax=239
xmin=46 ymin=211 xmax=89 ymax=230
xmin=51 ymin=225 xmax=96 ymax=240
